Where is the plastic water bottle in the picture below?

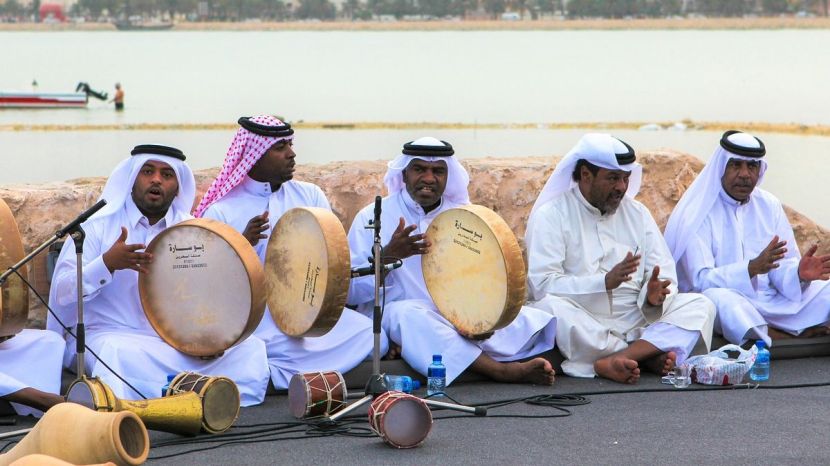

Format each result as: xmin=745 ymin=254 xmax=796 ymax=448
xmin=384 ymin=375 xmax=421 ymax=394
xmin=749 ymin=340 xmax=770 ymax=382
xmin=161 ymin=374 xmax=176 ymax=397
xmin=427 ymin=354 xmax=446 ymax=396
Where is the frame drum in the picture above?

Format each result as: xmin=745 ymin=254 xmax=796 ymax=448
xmin=422 ymin=205 xmax=527 ymax=337
xmin=368 ymin=391 xmax=433 ymax=449
xmin=265 ymin=207 xmax=350 ymax=337
xmin=165 ymin=372 xmax=240 ymax=434
xmin=287 ymin=370 xmax=347 ymax=419
xmin=139 ymin=218 xmax=265 ymax=358
xmin=0 ymin=197 xmax=28 ymax=341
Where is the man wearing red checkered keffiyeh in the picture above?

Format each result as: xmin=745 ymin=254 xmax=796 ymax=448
xmin=199 ymin=115 xmax=383 ymax=390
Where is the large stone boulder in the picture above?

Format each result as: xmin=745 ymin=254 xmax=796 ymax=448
xmin=2 ymin=150 xmax=828 ymax=327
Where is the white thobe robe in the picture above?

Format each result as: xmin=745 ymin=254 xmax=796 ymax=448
xmin=347 ymin=191 xmax=557 ymax=384
xmin=526 ymin=187 xmax=715 ymax=377
xmin=48 ymin=200 xmax=270 ymax=406
xmin=202 ymin=177 xmax=382 ymax=389
xmin=676 ymin=189 xmax=830 ymax=345
xmin=0 ymin=329 xmax=65 ymax=416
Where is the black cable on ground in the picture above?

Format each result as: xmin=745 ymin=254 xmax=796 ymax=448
xmin=14 ymin=269 xmax=149 ymax=399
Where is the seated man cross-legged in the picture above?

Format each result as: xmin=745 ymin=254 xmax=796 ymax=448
xmin=526 ymin=133 xmax=715 ymax=384
xmin=665 ymin=130 xmax=830 ymax=346
xmin=347 ymin=137 xmax=557 ymax=386
xmin=48 ymin=145 xmax=270 ymax=405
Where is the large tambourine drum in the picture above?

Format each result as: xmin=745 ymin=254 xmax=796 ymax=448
xmin=368 ymin=391 xmax=433 ymax=449
xmin=165 ymin=371 xmax=240 ymax=434
xmin=287 ymin=370 xmax=348 ymax=419
xmin=422 ymin=205 xmax=527 ymax=337
xmin=139 ymin=218 xmax=265 ymax=358
xmin=265 ymin=207 xmax=350 ymax=337
xmin=0 ymin=197 xmax=28 ymax=342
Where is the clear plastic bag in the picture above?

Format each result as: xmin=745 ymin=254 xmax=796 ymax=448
xmin=684 ymin=344 xmax=758 ymax=385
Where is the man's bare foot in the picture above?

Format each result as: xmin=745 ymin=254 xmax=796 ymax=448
xmin=383 ymin=343 xmax=402 ymax=360
xmin=491 ymin=358 xmax=555 ymax=385
xmin=642 ymin=351 xmax=676 ymax=376
xmin=798 ymin=325 xmax=830 ymax=339
xmin=594 ymin=356 xmax=640 ymax=384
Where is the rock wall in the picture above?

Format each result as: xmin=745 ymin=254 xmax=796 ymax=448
xmin=3 ymin=150 xmax=828 ymax=327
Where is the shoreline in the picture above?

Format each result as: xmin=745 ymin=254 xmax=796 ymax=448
xmin=1 ymin=17 xmax=830 ymax=32
xmin=3 ymin=120 xmax=830 ymax=137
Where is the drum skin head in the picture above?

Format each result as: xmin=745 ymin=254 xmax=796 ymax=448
xmin=139 ymin=218 xmax=265 ymax=357
xmin=265 ymin=207 xmax=349 ymax=337
xmin=422 ymin=205 xmax=526 ymax=336
xmin=369 ymin=391 xmax=432 ymax=449
xmin=0 ymin=197 xmax=28 ymax=339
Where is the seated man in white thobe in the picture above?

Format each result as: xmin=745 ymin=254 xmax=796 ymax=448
xmin=526 ymin=134 xmax=715 ymax=384
xmin=195 ymin=116 xmax=383 ymax=389
xmin=1 ymin=330 xmax=65 ymax=416
xmin=48 ymin=145 xmax=270 ymax=406
xmin=347 ymin=137 xmax=557 ymax=386
xmin=664 ymin=130 xmax=830 ymax=346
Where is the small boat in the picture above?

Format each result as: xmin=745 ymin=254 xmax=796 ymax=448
xmin=0 ymin=82 xmax=108 ymax=109
xmin=0 ymin=91 xmax=87 ymax=108
xmin=114 ymin=18 xmax=174 ymax=31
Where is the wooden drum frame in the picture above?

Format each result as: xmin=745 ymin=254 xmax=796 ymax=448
xmin=139 ymin=218 xmax=265 ymax=358
xmin=421 ymin=204 xmax=527 ymax=337
xmin=0 ymin=197 xmax=28 ymax=342
xmin=265 ymin=207 xmax=350 ymax=337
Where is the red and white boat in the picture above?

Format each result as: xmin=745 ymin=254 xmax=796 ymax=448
xmin=0 ymin=83 xmax=108 ymax=109
xmin=0 ymin=91 xmax=89 ymax=108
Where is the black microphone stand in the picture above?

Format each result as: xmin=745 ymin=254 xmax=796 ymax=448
xmin=0 ymin=200 xmax=106 ymax=384
xmin=328 ymin=196 xmax=485 ymax=422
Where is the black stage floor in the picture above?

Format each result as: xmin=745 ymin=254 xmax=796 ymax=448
xmin=2 ymin=355 xmax=830 ymax=465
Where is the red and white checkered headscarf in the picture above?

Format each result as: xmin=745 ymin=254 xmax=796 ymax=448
xmin=193 ymin=115 xmax=294 ymax=217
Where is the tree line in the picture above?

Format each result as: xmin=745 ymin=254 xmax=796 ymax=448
xmin=0 ymin=0 xmax=827 ymax=21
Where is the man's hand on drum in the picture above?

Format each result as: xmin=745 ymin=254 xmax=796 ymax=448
xmin=382 ymin=217 xmax=431 ymax=262
xmin=242 ymin=211 xmax=269 ymax=246
xmin=103 ymin=227 xmax=152 ymax=273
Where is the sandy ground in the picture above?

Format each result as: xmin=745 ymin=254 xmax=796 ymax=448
xmin=1 ymin=16 xmax=830 ymax=32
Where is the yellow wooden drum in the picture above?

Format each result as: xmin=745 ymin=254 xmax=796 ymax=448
xmin=265 ymin=207 xmax=350 ymax=337
xmin=0 ymin=197 xmax=28 ymax=342
xmin=139 ymin=218 xmax=265 ymax=358
xmin=422 ymin=205 xmax=526 ymax=337
xmin=165 ymin=371 xmax=240 ymax=434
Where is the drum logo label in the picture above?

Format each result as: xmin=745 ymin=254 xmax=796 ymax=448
xmin=168 ymin=243 xmax=208 ymax=270
xmin=453 ymin=220 xmax=483 ymax=255
xmin=302 ymin=261 xmax=321 ymax=305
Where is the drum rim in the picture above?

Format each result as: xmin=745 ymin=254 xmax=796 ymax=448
xmin=67 ymin=377 xmax=117 ymax=412
xmin=265 ymin=207 xmax=349 ymax=337
xmin=422 ymin=204 xmax=527 ymax=335
xmin=138 ymin=218 xmax=266 ymax=357
xmin=0 ymin=197 xmax=28 ymax=338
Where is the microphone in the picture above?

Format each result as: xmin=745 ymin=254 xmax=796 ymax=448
xmin=373 ymin=195 xmax=381 ymax=234
xmin=57 ymin=199 xmax=107 ymax=238
xmin=351 ymin=260 xmax=402 ymax=278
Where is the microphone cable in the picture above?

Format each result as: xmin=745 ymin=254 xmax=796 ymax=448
xmin=11 ymin=269 xmax=149 ymax=399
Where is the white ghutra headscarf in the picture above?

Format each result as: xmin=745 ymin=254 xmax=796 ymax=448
xmin=664 ymin=130 xmax=768 ymax=264
xmin=529 ymin=133 xmax=643 ymax=218
xmin=94 ymin=145 xmax=196 ymax=224
xmin=383 ymin=136 xmax=470 ymax=205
